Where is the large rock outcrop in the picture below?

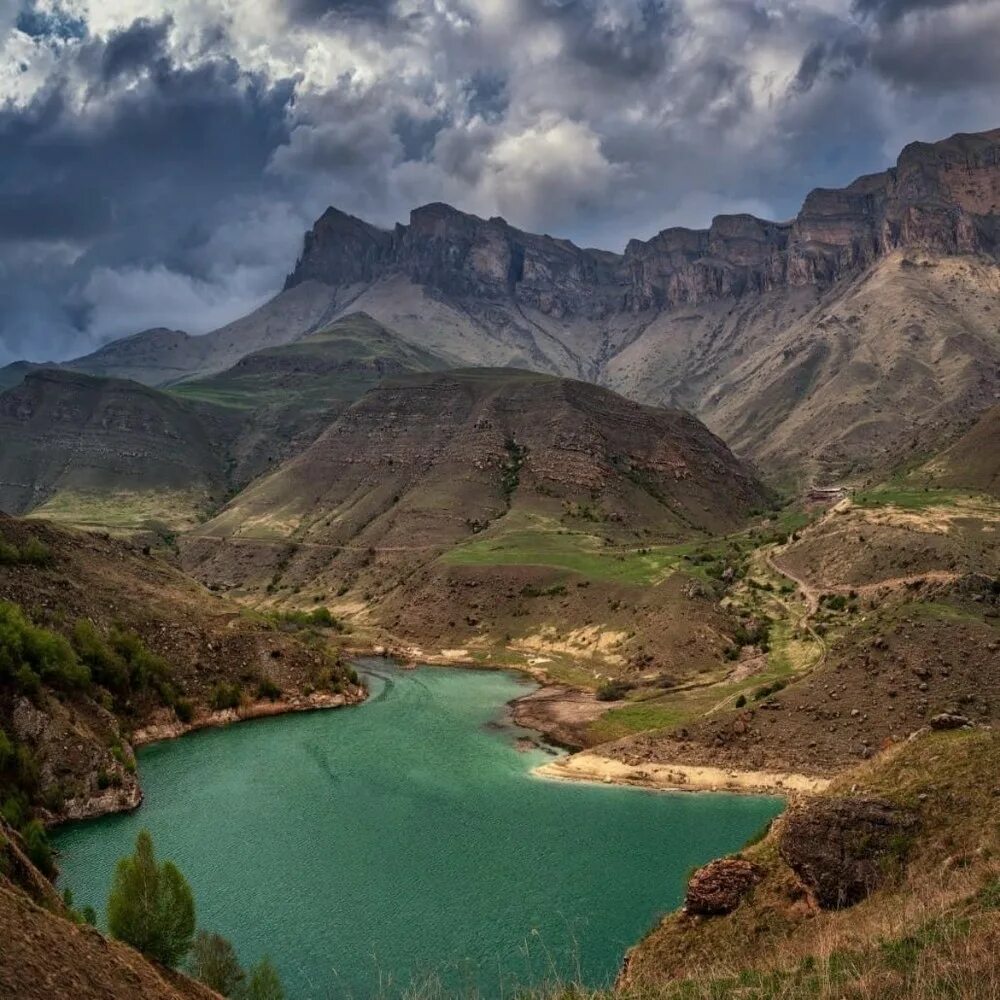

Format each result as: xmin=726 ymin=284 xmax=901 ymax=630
xmin=778 ymin=797 xmax=920 ymax=909
xmin=684 ymin=858 xmax=762 ymax=916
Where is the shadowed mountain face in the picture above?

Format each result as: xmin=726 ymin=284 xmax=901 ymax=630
xmin=0 ymin=369 xmax=232 ymax=530
xmin=0 ymin=315 xmax=448 ymax=530
xmin=919 ymin=403 xmax=1000 ymax=496
xmin=40 ymin=127 xmax=1000 ymax=484
xmin=169 ymin=311 xmax=448 ymax=483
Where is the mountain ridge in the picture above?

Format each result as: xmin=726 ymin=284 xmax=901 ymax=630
xmin=285 ymin=127 xmax=1000 ymax=314
xmin=6 ymin=126 xmax=1000 ymax=483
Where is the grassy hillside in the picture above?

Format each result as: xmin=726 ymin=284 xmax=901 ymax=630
xmin=609 ymin=727 xmax=1000 ymax=1000
xmin=170 ymin=312 xmax=447 ymax=484
xmin=180 ymin=369 xmax=770 ymax=693
xmin=0 ymin=821 xmax=220 ymax=1000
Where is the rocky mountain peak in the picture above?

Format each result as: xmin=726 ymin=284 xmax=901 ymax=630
xmin=283 ymin=127 xmax=1000 ymax=316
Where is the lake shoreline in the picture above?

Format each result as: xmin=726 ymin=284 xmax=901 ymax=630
xmin=131 ymin=686 xmax=366 ymax=747
xmin=534 ymin=750 xmax=830 ymax=797
xmin=51 ymin=687 xmax=367 ymax=828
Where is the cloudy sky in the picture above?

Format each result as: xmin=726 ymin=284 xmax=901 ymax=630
xmin=1 ymin=0 xmax=999 ymax=363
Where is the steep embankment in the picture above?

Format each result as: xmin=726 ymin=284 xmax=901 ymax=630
xmin=0 ymin=822 xmax=220 ymax=1000
xmin=618 ymin=728 xmax=1000 ymax=999
xmin=0 ymin=514 xmax=362 ymax=827
xmin=182 ymin=369 xmax=769 ymax=691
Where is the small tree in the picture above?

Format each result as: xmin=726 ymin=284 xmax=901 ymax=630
xmin=107 ymin=829 xmax=195 ymax=967
xmin=245 ymin=957 xmax=285 ymax=1000
xmin=189 ymin=930 xmax=245 ymax=996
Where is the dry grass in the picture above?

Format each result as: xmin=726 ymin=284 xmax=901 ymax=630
xmin=611 ymin=730 xmax=1000 ymax=1000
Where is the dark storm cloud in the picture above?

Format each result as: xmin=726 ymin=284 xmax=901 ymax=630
xmin=793 ymin=36 xmax=867 ymax=94
xmin=2 ymin=0 xmax=1000 ymax=365
xmin=464 ymin=73 xmax=508 ymax=124
xmin=528 ymin=0 xmax=679 ymax=79
xmin=0 ymin=16 xmax=297 ymax=362
xmin=804 ymin=0 xmax=1000 ymax=93
xmin=851 ymin=0 xmax=968 ymax=24
xmin=394 ymin=111 xmax=451 ymax=162
xmin=99 ymin=17 xmax=172 ymax=82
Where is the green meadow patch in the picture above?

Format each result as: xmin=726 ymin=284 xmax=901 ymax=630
xmin=853 ymin=486 xmax=966 ymax=510
xmin=441 ymin=517 xmax=686 ymax=585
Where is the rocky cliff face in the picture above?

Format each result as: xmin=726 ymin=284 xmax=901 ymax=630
xmin=286 ymin=129 xmax=1000 ymax=315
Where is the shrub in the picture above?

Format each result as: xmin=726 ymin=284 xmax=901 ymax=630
xmin=174 ymin=699 xmax=195 ymax=724
xmin=73 ymin=620 xmax=181 ymax=709
xmin=19 ymin=536 xmax=53 ymax=566
xmin=268 ymin=607 xmax=344 ymax=631
xmin=245 ymin=957 xmax=285 ymax=1000
xmin=596 ymin=680 xmax=632 ymax=701
xmin=107 ymin=830 xmax=195 ymax=967
xmin=189 ymin=930 xmax=245 ymax=996
xmin=20 ymin=819 xmax=55 ymax=878
xmin=209 ymin=682 xmax=242 ymax=711
xmin=753 ymin=679 xmax=787 ymax=701
xmin=734 ymin=693 xmax=747 ymax=708
xmin=0 ymin=601 xmax=90 ymax=693
xmin=0 ymin=534 xmax=53 ymax=566
xmin=256 ymin=678 xmax=282 ymax=702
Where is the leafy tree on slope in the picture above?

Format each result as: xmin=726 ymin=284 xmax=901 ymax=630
xmin=107 ymin=829 xmax=195 ymax=967
xmin=245 ymin=957 xmax=285 ymax=1000
xmin=189 ymin=929 xmax=246 ymax=996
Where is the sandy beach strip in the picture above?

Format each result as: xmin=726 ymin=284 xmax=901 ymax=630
xmin=534 ymin=750 xmax=831 ymax=796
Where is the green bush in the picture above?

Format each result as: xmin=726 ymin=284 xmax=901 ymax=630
xmin=19 ymin=536 xmax=53 ymax=566
xmin=189 ymin=930 xmax=245 ymax=996
xmin=245 ymin=957 xmax=285 ymax=1000
xmin=20 ymin=819 xmax=55 ymax=878
xmin=256 ymin=678 xmax=282 ymax=702
xmin=0 ymin=601 xmax=90 ymax=694
xmin=72 ymin=619 xmax=180 ymax=709
xmin=735 ymin=693 xmax=747 ymax=708
xmin=596 ymin=680 xmax=632 ymax=702
xmin=108 ymin=830 xmax=195 ymax=967
xmin=0 ymin=534 xmax=53 ymax=566
xmin=268 ymin=607 xmax=344 ymax=631
xmin=753 ymin=679 xmax=787 ymax=701
xmin=209 ymin=682 xmax=242 ymax=711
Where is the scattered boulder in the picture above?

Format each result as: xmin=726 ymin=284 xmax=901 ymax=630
xmin=684 ymin=858 xmax=762 ymax=915
xmin=929 ymin=713 xmax=972 ymax=731
xmin=778 ymin=797 xmax=919 ymax=909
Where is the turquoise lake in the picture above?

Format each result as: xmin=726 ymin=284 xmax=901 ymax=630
xmin=53 ymin=663 xmax=783 ymax=998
